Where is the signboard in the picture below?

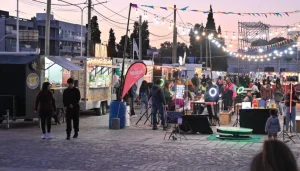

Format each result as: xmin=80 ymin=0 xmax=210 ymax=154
xmin=26 ymin=73 xmax=39 ymax=89
xmin=121 ymin=62 xmax=147 ymax=98
xmin=95 ymin=44 xmax=107 ymax=58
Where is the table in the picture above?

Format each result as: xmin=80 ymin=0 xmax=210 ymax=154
xmin=239 ymin=109 xmax=270 ymax=134
xmin=192 ymin=100 xmax=222 ymax=115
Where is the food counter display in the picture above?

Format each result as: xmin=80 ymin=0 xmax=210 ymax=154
xmin=71 ymin=57 xmax=118 ymax=115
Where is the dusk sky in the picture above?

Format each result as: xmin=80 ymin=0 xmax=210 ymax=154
xmin=2 ymin=0 xmax=300 ymax=49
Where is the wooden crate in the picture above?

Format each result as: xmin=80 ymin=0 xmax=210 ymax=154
xmin=220 ymin=111 xmax=231 ymax=125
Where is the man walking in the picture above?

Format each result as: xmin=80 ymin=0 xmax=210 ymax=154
xmin=63 ymin=78 xmax=81 ymax=140
xmin=151 ymin=79 xmax=167 ymax=130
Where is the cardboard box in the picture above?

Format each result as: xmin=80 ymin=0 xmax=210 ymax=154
xmin=220 ymin=111 xmax=231 ymax=125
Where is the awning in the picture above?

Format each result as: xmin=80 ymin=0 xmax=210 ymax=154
xmin=47 ymin=56 xmax=82 ymax=71
xmin=0 ymin=55 xmax=38 ymax=64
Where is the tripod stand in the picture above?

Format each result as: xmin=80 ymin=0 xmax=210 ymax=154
xmin=135 ymin=106 xmax=152 ymax=125
xmin=278 ymin=114 xmax=294 ymax=143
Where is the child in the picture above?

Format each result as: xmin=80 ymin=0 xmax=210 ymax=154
xmin=265 ymin=109 xmax=281 ymax=139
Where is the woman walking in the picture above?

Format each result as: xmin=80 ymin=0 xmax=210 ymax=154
xmin=34 ymin=82 xmax=56 ymax=139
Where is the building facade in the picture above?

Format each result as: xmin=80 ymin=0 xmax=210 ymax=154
xmin=0 ymin=11 xmax=86 ymax=57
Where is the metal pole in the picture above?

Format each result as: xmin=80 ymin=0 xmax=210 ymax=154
xmin=209 ymin=38 xmax=212 ymax=79
xmin=45 ymin=0 xmax=51 ymax=56
xmin=139 ymin=15 xmax=142 ymax=60
xmin=206 ymin=38 xmax=208 ymax=68
xmin=172 ymin=5 xmax=177 ymax=64
xmin=200 ymin=39 xmax=202 ymax=64
xmin=87 ymin=0 xmax=92 ymax=57
xmin=16 ymin=0 xmax=19 ymax=52
xmin=80 ymin=8 xmax=83 ymax=56
xmin=119 ymin=3 xmax=132 ymax=101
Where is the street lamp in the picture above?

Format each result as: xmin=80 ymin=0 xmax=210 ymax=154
xmin=58 ymin=0 xmax=107 ymax=57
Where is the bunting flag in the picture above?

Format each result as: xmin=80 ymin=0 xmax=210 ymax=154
xmin=131 ymin=3 xmax=300 ymax=17
xmin=249 ymin=39 xmax=294 ymax=50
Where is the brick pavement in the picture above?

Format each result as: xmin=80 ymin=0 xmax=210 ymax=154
xmin=1 ymin=110 xmax=300 ymax=171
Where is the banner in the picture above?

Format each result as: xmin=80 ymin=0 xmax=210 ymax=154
xmin=133 ymin=38 xmax=139 ymax=59
xmin=122 ymin=62 xmax=147 ymax=98
xmin=132 ymin=3 xmax=300 ymax=17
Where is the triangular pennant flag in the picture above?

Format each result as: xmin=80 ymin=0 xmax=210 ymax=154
xmin=180 ymin=6 xmax=189 ymax=11
xmin=285 ymin=12 xmax=289 ymax=16
xmin=131 ymin=4 xmax=138 ymax=8
xmin=160 ymin=7 xmax=168 ymax=10
xmin=147 ymin=5 xmax=154 ymax=9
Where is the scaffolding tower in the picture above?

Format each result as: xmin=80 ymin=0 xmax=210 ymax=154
xmin=238 ymin=22 xmax=270 ymax=50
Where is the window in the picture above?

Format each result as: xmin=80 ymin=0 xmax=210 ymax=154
xmin=5 ymin=26 xmax=13 ymax=34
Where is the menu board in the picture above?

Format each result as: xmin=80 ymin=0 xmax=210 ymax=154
xmin=176 ymin=85 xmax=185 ymax=98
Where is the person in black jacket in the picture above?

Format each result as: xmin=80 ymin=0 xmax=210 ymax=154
xmin=63 ymin=78 xmax=81 ymax=140
xmin=151 ymin=79 xmax=167 ymax=130
xmin=34 ymin=82 xmax=56 ymax=139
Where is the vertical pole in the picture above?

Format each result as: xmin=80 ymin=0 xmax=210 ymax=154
xmin=16 ymin=0 xmax=19 ymax=52
xmin=172 ymin=5 xmax=177 ymax=64
xmin=45 ymin=0 xmax=51 ymax=56
xmin=200 ymin=39 xmax=202 ymax=65
xmin=80 ymin=8 xmax=83 ymax=57
xmin=139 ymin=15 xmax=142 ymax=60
xmin=206 ymin=37 xmax=208 ymax=68
xmin=119 ymin=3 xmax=132 ymax=101
xmin=87 ymin=0 xmax=92 ymax=57
xmin=209 ymin=38 xmax=212 ymax=79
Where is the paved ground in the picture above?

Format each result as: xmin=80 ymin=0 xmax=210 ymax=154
xmin=1 ymin=109 xmax=300 ymax=171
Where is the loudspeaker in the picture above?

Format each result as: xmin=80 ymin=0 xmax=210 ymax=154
xmin=182 ymin=115 xmax=213 ymax=134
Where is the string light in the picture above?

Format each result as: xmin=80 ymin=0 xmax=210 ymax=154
xmin=202 ymin=31 xmax=206 ymax=36
xmin=232 ymin=34 xmax=236 ymax=40
xmin=196 ymin=35 xmax=200 ymax=40
xmin=239 ymin=35 xmax=243 ymax=39
xmin=194 ymin=30 xmax=198 ymax=34
xmin=218 ymin=34 xmax=221 ymax=38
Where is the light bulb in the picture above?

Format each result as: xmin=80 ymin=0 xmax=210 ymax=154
xmin=202 ymin=32 xmax=206 ymax=36
xmin=290 ymin=51 xmax=294 ymax=55
xmin=288 ymin=28 xmax=291 ymax=32
xmin=282 ymin=30 xmax=285 ymax=33
xmin=136 ymin=9 xmax=138 ymax=14
xmin=245 ymin=47 xmax=248 ymax=51
xmin=218 ymin=34 xmax=221 ymax=38
xmin=225 ymin=34 xmax=228 ymax=38
xmin=269 ymin=32 xmax=273 ymax=36
xmin=258 ymin=48 xmax=263 ymax=53
xmin=196 ymin=35 xmax=200 ymax=40
xmin=276 ymin=31 xmax=279 ymax=35
xmin=262 ymin=34 xmax=266 ymax=38
xmin=162 ymin=21 xmax=165 ymax=25
xmin=169 ymin=25 xmax=172 ymax=30
xmin=239 ymin=35 xmax=243 ymax=39
xmin=267 ymin=58 xmax=270 ymax=61
xmin=294 ymin=26 xmax=296 ymax=30
xmin=273 ymin=57 xmax=276 ymax=59
xmin=248 ymin=35 xmax=251 ymax=39
xmin=232 ymin=35 xmax=236 ymax=39
xmin=194 ymin=30 xmax=198 ymax=34
xmin=256 ymin=34 xmax=259 ymax=38
xmin=229 ymin=43 xmax=233 ymax=48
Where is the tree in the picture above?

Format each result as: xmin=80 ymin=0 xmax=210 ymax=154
xmin=117 ymin=35 xmax=131 ymax=58
xmin=205 ymin=5 xmax=217 ymax=34
xmin=84 ymin=16 xmax=101 ymax=56
xmin=130 ymin=21 xmax=150 ymax=59
xmin=160 ymin=41 xmax=172 ymax=57
xmin=218 ymin=26 xmax=222 ymax=35
xmin=107 ymin=28 xmax=117 ymax=57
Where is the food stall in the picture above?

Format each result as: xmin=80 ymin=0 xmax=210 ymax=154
xmin=0 ymin=55 xmax=41 ymax=123
xmin=71 ymin=57 xmax=118 ymax=115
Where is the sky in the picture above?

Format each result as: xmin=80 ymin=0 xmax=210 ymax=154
xmin=2 ymin=0 xmax=300 ymax=49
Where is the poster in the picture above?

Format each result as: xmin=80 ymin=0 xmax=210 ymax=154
xmin=62 ymin=69 xmax=71 ymax=84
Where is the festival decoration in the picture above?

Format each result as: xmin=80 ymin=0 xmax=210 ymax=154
xmin=248 ymin=39 xmax=294 ymax=51
xmin=132 ymin=3 xmax=300 ymax=17
xmin=121 ymin=62 xmax=147 ymax=98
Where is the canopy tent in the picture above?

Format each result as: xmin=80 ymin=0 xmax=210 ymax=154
xmin=46 ymin=56 xmax=82 ymax=71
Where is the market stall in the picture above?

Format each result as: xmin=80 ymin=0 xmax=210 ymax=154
xmin=71 ymin=57 xmax=118 ymax=115
xmin=0 ymin=55 xmax=40 ymax=122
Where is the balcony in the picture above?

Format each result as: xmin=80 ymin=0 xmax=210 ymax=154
xmin=59 ymin=34 xmax=85 ymax=42
xmin=59 ymin=46 xmax=85 ymax=53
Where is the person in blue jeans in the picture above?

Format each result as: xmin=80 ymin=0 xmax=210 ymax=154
xmin=282 ymin=85 xmax=299 ymax=133
xmin=151 ymin=79 xmax=167 ymax=130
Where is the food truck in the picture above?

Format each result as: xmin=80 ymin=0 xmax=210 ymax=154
xmin=71 ymin=57 xmax=118 ymax=115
